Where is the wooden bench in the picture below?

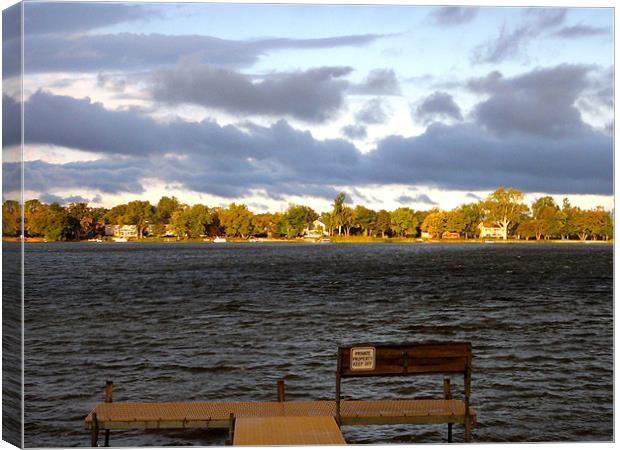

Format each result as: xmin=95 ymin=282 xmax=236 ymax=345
xmin=335 ymin=341 xmax=473 ymax=442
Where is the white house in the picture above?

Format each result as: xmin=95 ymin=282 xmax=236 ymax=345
xmin=478 ymin=222 xmax=504 ymax=239
xmin=104 ymin=224 xmax=139 ymax=239
xmin=302 ymin=219 xmax=329 ymax=238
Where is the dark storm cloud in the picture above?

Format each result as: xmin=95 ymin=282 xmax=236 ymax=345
xmin=3 ymin=94 xmax=21 ymax=147
xmin=414 ymin=91 xmax=463 ymax=125
xmin=469 ymin=64 xmax=594 ymax=138
xmin=341 ymin=124 xmax=367 ymax=139
xmin=350 ymin=69 xmax=401 ymax=95
xmin=471 ymin=8 xmax=567 ymax=64
xmin=431 ymin=7 xmax=478 ymax=26
xmin=15 ymin=32 xmax=386 ymax=77
xmin=21 ymin=159 xmax=148 ymax=194
xmin=551 ymin=25 xmax=609 ymax=39
xmin=2 ymin=4 xmax=21 ymax=79
xmin=24 ymin=3 xmax=159 ymax=35
xmin=355 ymin=99 xmax=390 ymax=125
xmin=22 ymin=87 xmax=612 ymax=199
xmin=364 ymin=122 xmax=612 ymax=195
xmin=39 ymin=193 xmax=95 ymax=205
xmin=151 ymin=65 xmax=352 ymax=122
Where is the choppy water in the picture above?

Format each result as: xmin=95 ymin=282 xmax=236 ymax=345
xmin=22 ymin=242 xmax=612 ymax=447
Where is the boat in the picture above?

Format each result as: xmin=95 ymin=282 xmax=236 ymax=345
xmin=213 ymin=237 xmax=227 ymax=243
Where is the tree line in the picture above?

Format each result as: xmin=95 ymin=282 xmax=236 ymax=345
xmin=1 ymin=187 xmax=613 ymax=242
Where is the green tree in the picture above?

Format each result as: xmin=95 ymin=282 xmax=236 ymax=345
xmin=24 ymin=199 xmax=44 ymax=237
xmin=375 ymin=210 xmax=391 ymax=238
xmin=331 ymin=192 xmax=347 ymax=236
xmin=105 ymin=204 xmax=128 ymax=225
xmin=390 ymin=207 xmax=418 ymax=237
xmin=2 ymin=200 xmax=21 ymax=237
xmin=481 ymin=187 xmax=528 ymax=240
xmin=454 ymin=203 xmax=482 ymax=239
xmin=123 ymin=200 xmax=154 ymax=238
xmin=219 ymin=203 xmax=254 ymax=238
xmin=30 ymin=203 xmax=71 ymax=241
xmin=282 ymin=204 xmax=318 ymax=238
xmin=354 ymin=205 xmax=377 ymax=236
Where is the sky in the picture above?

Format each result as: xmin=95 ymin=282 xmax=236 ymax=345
xmin=2 ymin=1 xmax=615 ymax=214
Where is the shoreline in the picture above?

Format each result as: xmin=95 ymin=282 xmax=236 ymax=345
xmin=3 ymin=237 xmax=613 ymax=245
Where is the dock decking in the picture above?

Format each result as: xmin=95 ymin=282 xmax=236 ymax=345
xmin=232 ymin=416 xmax=346 ymax=445
xmin=85 ymin=398 xmax=475 ymax=429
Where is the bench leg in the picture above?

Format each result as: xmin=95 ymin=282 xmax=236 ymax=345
xmin=104 ymin=430 xmax=110 ymax=447
xmin=447 ymin=423 xmax=452 ymax=443
xmin=91 ymin=413 xmax=99 ymax=447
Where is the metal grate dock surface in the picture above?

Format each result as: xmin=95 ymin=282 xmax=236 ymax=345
xmin=85 ymin=399 xmax=476 ymax=430
xmin=233 ymin=416 xmax=346 ymax=445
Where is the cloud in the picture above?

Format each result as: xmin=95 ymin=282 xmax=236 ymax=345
xmin=350 ymin=69 xmax=401 ymax=95
xmin=396 ymin=194 xmax=437 ymax=206
xmin=469 ymin=64 xmax=595 ymax=138
xmin=355 ymin=98 xmax=390 ymax=124
xmin=16 ymin=32 xmax=386 ymax=77
xmin=413 ymin=91 xmax=463 ymax=125
xmin=24 ymin=3 xmax=160 ymax=35
xmin=341 ymin=124 xmax=367 ymax=139
xmin=39 ymin=193 xmax=97 ymax=205
xmin=364 ymin=122 xmax=612 ymax=195
xmin=151 ymin=65 xmax=352 ymax=122
xmin=471 ymin=8 xmax=567 ymax=64
xmin=20 ymin=87 xmax=612 ymax=201
xmin=431 ymin=7 xmax=478 ymax=26
xmin=551 ymin=25 xmax=609 ymax=39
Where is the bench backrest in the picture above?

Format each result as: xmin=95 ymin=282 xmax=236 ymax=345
xmin=335 ymin=342 xmax=472 ymax=423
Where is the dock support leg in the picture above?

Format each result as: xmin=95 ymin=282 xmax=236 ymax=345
xmin=104 ymin=430 xmax=110 ymax=447
xmin=91 ymin=413 xmax=99 ymax=447
xmin=443 ymin=378 xmax=453 ymax=443
xmin=277 ymin=380 xmax=285 ymax=402
xmin=227 ymin=413 xmax=236 ymax=445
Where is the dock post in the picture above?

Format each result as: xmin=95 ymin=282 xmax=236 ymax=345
xmin=464 ymin=357 xmax=472 ymax=442
xmin=443 ymin=378 xmax=453 ymax=443
xmin=104 ymin=381 xmax=113 ymax=446
xmin=335 ymin=348 xmax=342 ymax=427
xmin=227 ymin=413 xmax=236 ymax=445
xmin=91 ymin=413 xmax=99 ymax=447
xmin=277 ymin=380 xmax=285 ymax=402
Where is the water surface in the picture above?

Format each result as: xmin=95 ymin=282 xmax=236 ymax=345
xmin=23 ymin=243 xmax=613 ymax=446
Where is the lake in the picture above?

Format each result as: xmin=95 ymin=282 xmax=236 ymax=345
xmin=21 ymin=242 xmax=613 ymax=446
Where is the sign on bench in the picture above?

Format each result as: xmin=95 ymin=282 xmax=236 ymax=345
xmin=335 ymin=341 xmax=473 ymax=442
xmin=338 ymin=342 xmax=471 ymax=377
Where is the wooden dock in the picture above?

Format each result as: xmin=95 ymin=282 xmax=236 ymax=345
xmin=85 ymin=399 xmax=475 ymax=429
xmin=85 ymin=342 xmax=476 ymax=445
xmin=232 ymin=416 xmax=346 ymax=445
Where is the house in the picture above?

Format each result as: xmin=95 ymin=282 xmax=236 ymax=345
xmin=421 ymin=231 xmax=434 ymax=239
xmin=104 ymin=224 xmax=139 ymax=239
xmin=477 ymin=222 xmax=504 ymax=239
xmin=302 ymin=219 xmax=329 ymax=238
xmin=442 ymin=231 xmax=460 ymax=239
